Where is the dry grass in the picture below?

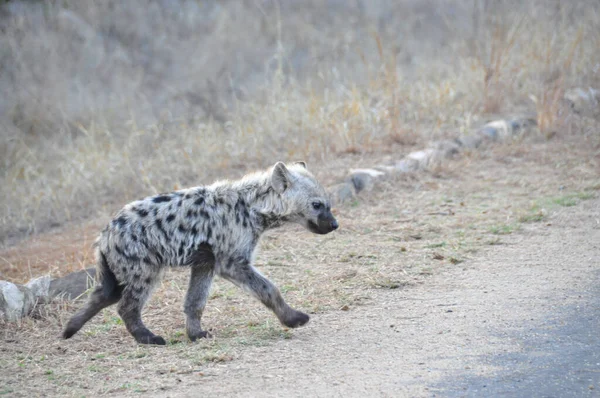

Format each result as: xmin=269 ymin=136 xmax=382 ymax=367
xmin=1 ymin=1 xmax=599 ymax=245
xmin=1 ymin=122 xmax=598 ymax=396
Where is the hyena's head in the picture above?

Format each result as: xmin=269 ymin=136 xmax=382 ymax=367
xmin=271 ymin=161 xmax=339 ymax=234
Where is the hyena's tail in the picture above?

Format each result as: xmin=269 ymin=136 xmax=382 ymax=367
xmin=62 ymin=251 xmax=123 ymax=339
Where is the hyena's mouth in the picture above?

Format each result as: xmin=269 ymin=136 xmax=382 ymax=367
xmin=307 ymin=219 xmax=338 ymax=235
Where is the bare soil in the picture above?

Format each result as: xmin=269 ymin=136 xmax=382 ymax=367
xmin=1 ymin=127 xmax=599 ymax=397
xmin=160 ymin=194 xmax=599 ymax=398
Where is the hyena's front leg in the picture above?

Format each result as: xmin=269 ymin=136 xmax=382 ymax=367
xmin=184 ymin=264 xmax=215 ymax=341
xmin=219 ymin=258 xmax=309 ymax=328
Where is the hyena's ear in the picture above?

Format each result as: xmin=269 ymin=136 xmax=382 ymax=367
xmin=272 ymin=161 xmax=291 ymax=193
xmin=293 ymin=161 xmax=307 ymax=169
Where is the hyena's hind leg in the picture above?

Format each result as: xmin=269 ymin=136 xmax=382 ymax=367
xmin=62 ymin=284 xmax=122 ymax=339
xmin=63 ymin=254 xmax=122 ymax=339
xmin=219 ymin=257 xmax=310 ymax=328
xmin=184 ymin=243 xmax=216 ymax=341
xmin=117 ymin=274 xmax=166 ymax=345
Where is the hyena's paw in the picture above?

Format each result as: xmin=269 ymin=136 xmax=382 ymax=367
xmin=187 ymin=330 xmax=212 ymax=342
xmin=282 ymin=310 xmax=310 ymax=328
xmin=133 ymin=330 xmax=167 ymax=345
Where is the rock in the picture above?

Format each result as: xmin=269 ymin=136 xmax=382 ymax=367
xmin=25 ymin=275 xmax=51 ymax=299
xmin=394 ymin=158 xmax=420 ymax=172
xmin=564 ymin=87 xmax=600 ymax=117
xmin=49 ymin=268 xmax=97 ymax=300
xmin=478 ymin=125 xmax=500 ymax=141
xmin=431 ymin=140 xmax=462 ymax=159
xmin=329 ymin=182 xmax=356 ymax=205
xmin=0 ymin=281 xmax=35 ymax=321
xmin=510 ymin=118 xmax=537 ymax=134
xmin=479 ymin=120 xmax=514 ymax=140
xmin=348 ymin=169 xmax=385 ymax=193
xmin=456 ymin=134 xmax=483 ymax=149
xmin=374 ymin=165 xmax=397 ymax=174
xmin=405 ymin=149 xmax=439 ymax=170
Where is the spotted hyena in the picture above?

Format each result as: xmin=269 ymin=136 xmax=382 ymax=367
xmin=62 ymin=161 xmax=338 ymax=345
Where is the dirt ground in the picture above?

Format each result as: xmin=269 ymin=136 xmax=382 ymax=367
xmin=159 ymin=195 xmax=599 ymax=398
xmin=1 ymin=126 xmax=599 ymax=397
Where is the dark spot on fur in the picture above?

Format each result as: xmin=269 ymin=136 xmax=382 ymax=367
xmin=194 ymin=197 xmax=205 ymax=206
xmin=143 ymin=256 xmax=152 ymax=264
xmin=166 ymin=214 xmax=176 ymax=223
xmin=199 ymin=209 xmax=209 ymax=218
xmin=131 ymin=234 xmax=138 ymax=242
xmin=178 ymin=245 xmax=184 ymax=257
xmin=153 ymin=195 xmax=171 ymax=203
xmin=191 ymin=226 xmax=198 ymax=236
xmin=178 ymin=224 xmax=187 ymax=233
xmin=145 ymin=277 xmax=152 ymax=284
xmin=133 ymin=273 xmax=140 ymax=280
xmin=121 ymin=266 xmax=127 ymax=273
xmin=153 ymin=208 xmax=159 ymax=217
xmin=140 ymin=225 xmax=146 ymax=235
xmin=221 ymin=214 xmax=228 ymax=227
xmin=137 ymin=209 xmax=149 ymax=217
xmin=206 ymin=225 xmax=212 ymax=240
xmin=115 ymin=245 xmax=124 ymax=256
xmin=262 ymin=283 xmax=268 ymax=290
xmin=114 ymin=216 xmax=128 ymax=228
xmin=155 ymin=219 xmax=168 ymax=239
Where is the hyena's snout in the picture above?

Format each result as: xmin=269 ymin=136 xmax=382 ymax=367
xmin=308 ymin=212 xmax=339 ymax=234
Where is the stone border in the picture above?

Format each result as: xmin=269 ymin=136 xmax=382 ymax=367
xmin=329 ymin=117 xmax=537 ymax=205
xmin=2 ymin=86 xmax=597 ymax=321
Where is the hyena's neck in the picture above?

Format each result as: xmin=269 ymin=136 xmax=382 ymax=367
xmin=228 ymin=176 xmax=292 ymax=232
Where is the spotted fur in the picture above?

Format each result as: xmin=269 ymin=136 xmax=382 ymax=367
xmin=63 ymin=162 xmax=338 ymax=345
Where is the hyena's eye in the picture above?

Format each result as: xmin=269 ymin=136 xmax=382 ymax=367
xmin=312 ymin=201 xmax=323 ymax=210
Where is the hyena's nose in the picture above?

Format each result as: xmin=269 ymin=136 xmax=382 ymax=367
xmin=330 ymin=219 xmax=339 ymax=230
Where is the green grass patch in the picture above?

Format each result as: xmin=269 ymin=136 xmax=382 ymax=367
xmin=550 ymin=192 xmax=594 ymax=207
xmin=449 ymin=256 xmax=463 ymax=265
xmin=425 ymin=241 xmax=446 ymax=249
xmin=518 ymin=210 xmax=547 ymax=223
xmin=489 ymin=223 xmax=518 ymax=235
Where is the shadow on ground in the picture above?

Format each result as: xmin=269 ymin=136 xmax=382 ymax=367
xmin=438 ymin=271 xmax=600 ymax=398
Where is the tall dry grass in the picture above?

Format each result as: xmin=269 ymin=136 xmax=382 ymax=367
xmin=1 ymin=0 xmax=599 ymax=244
